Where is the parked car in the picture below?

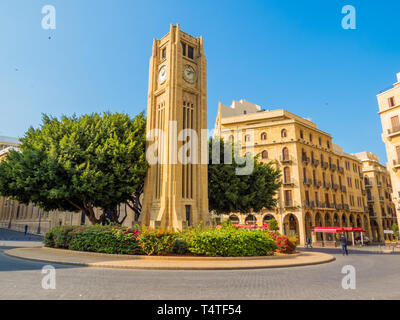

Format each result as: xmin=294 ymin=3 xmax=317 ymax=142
xmin=355 ymin=235 xmax=370 ymax=245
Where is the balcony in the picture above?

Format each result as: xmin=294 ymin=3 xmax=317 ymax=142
xmin=321 ymin=162 xmax=329 ymax=169
xmin=332 ymin=183 xmax=339 ymax=191
xmin=323 ymin=182 xmax=331 ymax=189
xmin=365 ymin=181 xmax=372 ymax=188
xmin=280 ymin=155 xmax=293 ymax=164
xmin=359 ymin=172 xmax=363 ymax=178
xmin=338 ymin=203 xmax=349 ymax=211
xmin=302 ymin=156 xmax=310 ymax=165
xmin=393 ymin=160 xmax=400 ymax=169
xmin=303 ymin=178 xmax=312 ymax=186
xmin=387 ymin=126 xmax=400 ymax=139
xmin=330 ymin=164 xmax=337 ymax=171
xmin=361 ymin=189 xmax=367 ymax=195
xmin=311 ymin=159 xmax=319 ymax=167
xmin=367 ymin=196 xmax=374 ymax=202
xmin=379 ymin=196 xmax=385 ymax=201
xmin=303 ymin=201 xmax=312 ymax=208
xmin=284 ymin=201 xmax=298 ymax=209
xmin=340 ymin=186 xmax=347 ymax=192
xmin=313 ymin=180 xmax=321 ymax=188
xmin=283 ymin=179 xmax=295 ymax=187
xmin=337 ymin=166 xmax=344 ymax=173
xmin=377 ymin=182 xmax=382 ymax=187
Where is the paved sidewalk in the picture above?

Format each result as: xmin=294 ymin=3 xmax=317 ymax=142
xmin=4 ymin=247 xmax=335 ymax=270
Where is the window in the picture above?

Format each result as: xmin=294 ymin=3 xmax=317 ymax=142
xmin=309 ymin=133 xmax=313 ymax=142
xmin=245 ymin=134 xmax=251 ymax=142
xmin=389 ymin=96 xmax=396 ymax=107
xmin=327 ymin=140 xmax=330 ymax=148
xmin=243 ymin=110 xmax=247 ymax=115
xmin=261 ymin=132 xmax=267 ymax=140
xmin=188 ymin=45 xmax=194 ymax=59
xmin=181 ymin=42 xmax=186 ymax=56
xmin=281 ymin=129 xmax=287 ymax=138
xmin=282 ymin=147 xmax=289 ymax=161
xmin=262 ymin=150 xmax=268 ymax=159
xmin=162 ymin=48 xmax=166 ymax=60
xmin=284 ymin=167 xmax=291 ymax=183
xmin=318 ymin=137 xmax=322 ymax=145
xmin=284 ymin=190 xmax=293 ymax=206
xmin=300 ymin=130 xmax=304 ymax=139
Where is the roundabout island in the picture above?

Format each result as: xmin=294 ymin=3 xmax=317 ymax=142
xmin=4 ymin=246 xmax=335 ymax=270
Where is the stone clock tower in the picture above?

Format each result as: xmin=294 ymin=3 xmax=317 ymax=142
xmin=140 ymin=24 xmax=209 ymax=230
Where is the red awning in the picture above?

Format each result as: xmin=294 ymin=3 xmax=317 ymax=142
xmin=311 ymin=226 xmax=366 ymax=233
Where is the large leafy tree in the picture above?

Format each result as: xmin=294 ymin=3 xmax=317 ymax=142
xmin=0 ymin=112 xmax=148 ymax=225
xmin=208 ymin=138 xmax=281 ymax=215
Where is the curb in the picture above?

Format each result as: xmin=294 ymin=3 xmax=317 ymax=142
xmin=4 ymin=247 xmax=335 ymax=270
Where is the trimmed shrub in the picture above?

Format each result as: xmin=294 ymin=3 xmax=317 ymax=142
xmin=45 ymin=225 xmax=142 ymax=255
xmin=136 ymin=227 xmax=177 ymax=255
xmin=184 ymin=225 xmax=277 ymax=257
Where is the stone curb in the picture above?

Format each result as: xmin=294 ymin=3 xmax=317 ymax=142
xmin=4 ymin=247 xmax=335 ymax=270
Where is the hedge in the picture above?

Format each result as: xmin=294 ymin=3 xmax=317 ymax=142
xmin=44 ymin=223 xmax=295 ymax=257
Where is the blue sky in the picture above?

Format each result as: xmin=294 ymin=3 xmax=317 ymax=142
xmin=0 ymin=0 xmax=399 ymax=163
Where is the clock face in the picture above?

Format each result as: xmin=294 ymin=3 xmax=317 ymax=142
xmin=158 ymin=65 xmax=167 ymax=84
xmin=183 ymin=65 xmax=196 ymax=83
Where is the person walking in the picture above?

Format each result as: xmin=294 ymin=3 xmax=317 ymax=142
xmin=306 ymin=237 xmax=312 ymax=248
xmin=24 ymin=224 xmax=28 ymax=236
xmin=340 ymin=233 xmax=348 ymax=256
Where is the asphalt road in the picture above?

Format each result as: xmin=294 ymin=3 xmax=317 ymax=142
xmin=1 ymin=228 xmax=400 ymax=300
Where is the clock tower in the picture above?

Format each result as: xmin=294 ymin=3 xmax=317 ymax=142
xmin=140 ymin=24 xmax=209 ymax=230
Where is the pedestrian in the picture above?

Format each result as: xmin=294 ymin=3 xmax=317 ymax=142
xmin=340 ymin=233 xmax=348 ymax=256
xmin=24 ymin=224 xmax=28 ymax=236
xmin=306 ymin=237 xmax=312 ymax=248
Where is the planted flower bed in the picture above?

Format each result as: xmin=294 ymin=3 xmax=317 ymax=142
xmin=44 ymin=222 xmax=296 ymax=257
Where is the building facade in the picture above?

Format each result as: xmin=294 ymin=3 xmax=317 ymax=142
xmin=141 ymin=24 xmax=209 ymax=230
xmin=215 ymin=99 xmax=372 ymax=246
xmin=352 ymin=152 xmax=397 ymax=241
xmin=377 ymin=72 xmax=400 ymax=230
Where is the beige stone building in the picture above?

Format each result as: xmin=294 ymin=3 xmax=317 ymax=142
xmin=140 ymin=24 xmax=209 ymax=230
xmin=377 ymin=72 xmax=400 ymax=230
xmin=215 ymin=99 xmax=372 ymax=246
xmin=352 ymin=152 xmax=396 ymax=241
xmin=0 ymin=136 xmax=20 ymax=161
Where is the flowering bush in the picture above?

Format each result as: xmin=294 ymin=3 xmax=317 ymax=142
xmin=136 ymin=227 xmax=178 ymax=255
xmin=183 ymin=223 xmax=277 ymax=257
xmin=269 ymin=232 xmax=297 ymax=254
xmin=45 ymin=222 xmax=296 ymax=256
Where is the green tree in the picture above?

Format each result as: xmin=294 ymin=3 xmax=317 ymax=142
xmin=0 ymin=112 xmax=148 ymax=225
xmin=208 ymin=138 xmax=281 ymax=215
xmin=392 ymin=222 xmax=399 ymax=238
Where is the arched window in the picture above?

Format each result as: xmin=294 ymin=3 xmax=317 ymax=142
xmin=282 ymin=147 xmax=289 ymax=161
xmin=281 ymin=129 xmax=287 ymax=138
xmin=261 ymin=150 xmax=268 ymax=159
xmin=284 ymin=167 xmax=291 ymax=183
xmin=229 ymin=215 xmax=240 ymax=224
xmin=261 ymin=132 xmax=267 ymax=140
